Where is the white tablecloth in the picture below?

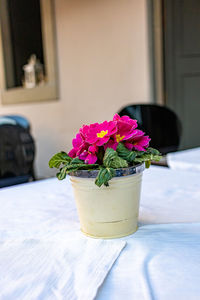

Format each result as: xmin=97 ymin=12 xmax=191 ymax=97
xmin=97 ymin=223 xmax=200 ymax=300
xmin=0 ymin=166 xmax=200 ymax=299
xmin=167 ymin=147 xmax=200 ymax=172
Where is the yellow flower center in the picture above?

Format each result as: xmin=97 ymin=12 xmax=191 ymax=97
xmin=97 ymin=130 xmax=108 ymax=138
xmin=116 ymin=134 xmax=125 ymax=143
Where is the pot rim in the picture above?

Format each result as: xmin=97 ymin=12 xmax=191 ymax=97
xmin=69 ymin=163 xmax=145 ymax=178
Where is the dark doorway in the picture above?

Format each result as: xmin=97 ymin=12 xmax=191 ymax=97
xmin=163 ymin=0 xmax=200 ymax=149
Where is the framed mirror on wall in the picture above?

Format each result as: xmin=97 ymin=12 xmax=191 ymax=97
xmin=0 ymin=0 xmax=58 ymax=105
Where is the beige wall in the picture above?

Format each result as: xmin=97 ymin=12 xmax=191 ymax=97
xmin=0 ymin=0 xmax=152 ymax=178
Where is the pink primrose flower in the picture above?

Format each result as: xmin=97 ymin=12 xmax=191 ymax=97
xmin=125 ymin=130 xmax=151 ymax=151
xmin=113 ymin=114 xmax=138 ymax=128
xmin=80 ymin=121 xmax=117 ymax=147
xmin=68 ymin=115 xmax=150 ymax=165
xmin=79 ymin=151 xmax=98 ymax=164
xmin=79 ymin=144 xmax=98 ymax=164
xmin=113 ymin=114 xmax=138 ymax=143
xmin=68 ymin=133 xmax=86 ymax=158
xmin=79 ymin=123 xmax=98 ymax=142
xmin=68 ymin=132 xmax=99 ymax=164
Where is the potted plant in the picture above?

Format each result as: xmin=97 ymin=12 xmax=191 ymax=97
xmin=49 ymin=114 xmax=161 ymax=238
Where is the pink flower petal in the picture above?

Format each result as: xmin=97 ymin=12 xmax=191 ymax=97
xmin=104 ymin=140 xmax=118 ymax=151
xmin=79 ymin=120 xmax=117 ymax=146
xmin=96 ymin=136 xmax=110 ymax=146
xmin=113 ymin=114 xmax=140 ymax=144
xmin=85 ymin=153 xmax=98 ymax=164
xmin=68 ymin=148 xmax=77 ymax=158
xmin=113 ymin=114 xmax=138 ymax=129
xmin=79 ymin=151 xmax=88 ymax=161
xmin=72 ymin=133 xmax=82 ymax=148
xmin=124 ymin=142 xmax=134 ymax=151
xmin=88 ymin=145 xmax=98 ymax=154
xmin=124 ymin=134 xmax=150 ymax=151
xmin=133 ymin=145 xmax=146 ymax=151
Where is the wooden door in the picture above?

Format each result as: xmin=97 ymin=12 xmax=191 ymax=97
xmin=164 ymin=0 xmax=200 ymax=149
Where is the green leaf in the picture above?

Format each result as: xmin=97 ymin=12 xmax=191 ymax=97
xmin=56 ymin=165 xmax=69 ymax=180
xmin=152 ymin=155 xmax=162 ymax=162
xmin=146 ymin=147 xmax=161 ymax=156
xmin=145 ymin=160 xmax=151 ymax=168
xmin=95 ymin=167 xmax=115 ymax=187
xmin=65 ymin=163 xmax=98 ymax=172
xmin=116 ymin=143 xmax=137 ymax=162
xmin=64 ymin=163 xmax=84 ymax=171
xmin=70 ymin=158 xmax=99 ymax=169
xmin=103 ymin=148 xmax=128 ymax=168
xmin=134 ymin=153 xmax=161 ymax=163
xmin=55 ymin=158 xmax=99 ymax=180
xmin=134 ymin=150 xmax=145 ymax=157
xmin=71 ymin=157 xmax=84 ymax=164
xmin=49 ymin=152 xmax=72 ymax=168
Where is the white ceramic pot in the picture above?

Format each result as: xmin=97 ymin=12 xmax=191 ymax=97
xmin=70 ymin=164 xmax=145 ymax=239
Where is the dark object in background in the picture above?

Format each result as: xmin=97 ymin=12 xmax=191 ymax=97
xmin=118 ymin=104 xmax=182 ymax=155
xmin=0 ymin=115 xmax=35 ymax=188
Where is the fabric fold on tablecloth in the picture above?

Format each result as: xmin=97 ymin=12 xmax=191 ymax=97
xmin=0 ymin=235 xmax=126 ymax=300
xmin=96 ymin=223 xmax=200 ymax=300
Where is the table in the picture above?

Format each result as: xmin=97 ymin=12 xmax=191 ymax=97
xmin=167 ymin=147 xmax=200 ymax=172
xmin=0 ymin=166 xmax=200 ymax=299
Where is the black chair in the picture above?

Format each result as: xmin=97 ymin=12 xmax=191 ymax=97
xmin=118 ymin=104 xmax=182 ymax=155
xmin=0 ymin=115 xmax=35 ymax=188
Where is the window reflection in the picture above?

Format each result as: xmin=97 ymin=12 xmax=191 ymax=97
xmin=0 ymin=0 xmax=45 ymax=89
